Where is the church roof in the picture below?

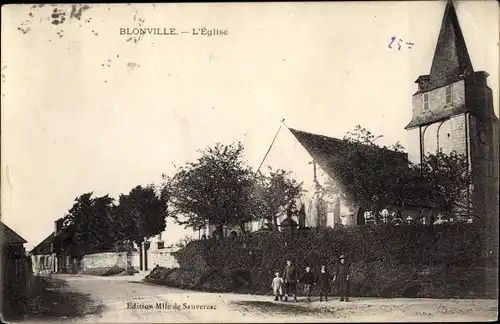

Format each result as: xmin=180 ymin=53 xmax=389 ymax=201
xmin=426 ymin=0 xmax=473 ymax=92
xmin=405 ymin=103 xmax=469 ymax=129
xmin=288 ymin=128 xmax=408 ymax=181
xmin=287 ymin=128 xmax=442 ymax=208
xmin=0 ymin=221 xmax=27 ymax=245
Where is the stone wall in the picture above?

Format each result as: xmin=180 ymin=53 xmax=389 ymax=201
xmin=80 ymin=251 xmax=140 ymax=270
xmin=148 ymin=248 xmax=180 ymax=269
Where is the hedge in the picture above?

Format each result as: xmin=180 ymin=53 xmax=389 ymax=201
xmin=146 ymin=223 xmax=498 ymax=298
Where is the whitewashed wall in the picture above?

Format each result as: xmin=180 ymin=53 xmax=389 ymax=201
xmin=80 ymin=251 xmax=140 ymax=270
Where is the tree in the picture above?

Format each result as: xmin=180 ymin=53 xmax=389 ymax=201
xmin=324 ymin=126 xmax=409 ymax=214
xmin=409 ymin=150 xmax=471 ymax=220
xmin=168 ymin=142 xmax=258 ymax=233
xmin=323 ymin=125 xmax=472 ymax=221
xmin=113 ymin=184 xmax=167 ymax=246
xmin=58 ymin=192 xmax=116 ymax=256
xmin=255 ymin=167 xmax=304 ymax=229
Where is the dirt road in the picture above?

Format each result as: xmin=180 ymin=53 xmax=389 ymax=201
xmin=20 ymin=273 xmax=498 ymax=323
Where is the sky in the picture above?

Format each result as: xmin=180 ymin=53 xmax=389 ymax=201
xmin=1 ymin=2 xmax=498 ymax=249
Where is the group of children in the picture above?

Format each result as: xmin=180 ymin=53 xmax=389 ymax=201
xmin=271 ymin=255 xmax=350 ymax=302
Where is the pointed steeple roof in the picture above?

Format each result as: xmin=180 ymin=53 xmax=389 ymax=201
xmin=427 ymin=0 xmax=473 ymax=90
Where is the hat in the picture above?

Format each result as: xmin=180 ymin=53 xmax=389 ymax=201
xmin=339 ymin=255 xmax=346 ymax=260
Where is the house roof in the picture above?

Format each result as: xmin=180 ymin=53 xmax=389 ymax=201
xmin=29 ymin=232 xmax=54 ymax=255
xmin=0 ymin=221 xmax=27 ymax=244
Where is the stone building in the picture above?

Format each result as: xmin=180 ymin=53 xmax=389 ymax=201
xmin=405 ymin=0 xmax=499 ymax=219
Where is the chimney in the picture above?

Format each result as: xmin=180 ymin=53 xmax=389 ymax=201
xmin=415 ymin=75 xmax=430 ymax=92
xmin=473 ymin=71 xmax=489 ymax=86
xmin=55 ymin=218 xmax=63 ymax=233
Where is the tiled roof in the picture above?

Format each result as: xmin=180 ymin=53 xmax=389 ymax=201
xmin=29 ymin=232 xmax=54 ymax=255
xmin=0 ymin=221 xmax=27 ymax=244
xmin=405 ymin=103 xmax=468 ymax=129
xmin=288 ymin=127 xmax=408 ymax=181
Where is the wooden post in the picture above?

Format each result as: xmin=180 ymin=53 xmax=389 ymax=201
xmin=139 ymin=244 xmax=143 ymax=271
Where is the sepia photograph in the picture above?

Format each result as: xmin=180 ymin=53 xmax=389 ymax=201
xmin=1 ymin=1 xmax=498 ymax=323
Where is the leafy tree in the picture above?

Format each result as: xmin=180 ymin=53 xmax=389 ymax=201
xmin=57 ymin=192 xmax=116 ymax=256
xmin=324 ymin=125 xmax=471 ymax=221
xmin=409 ymin=151 xmax=471 ymax=220
xmin=168 ymin=142 xmax=258 ymax=233
xmin=324 ymin=126 xmax=409 ymax=214
xmin=255 ymin=167 xmax=304 ymax=229
xmin=113 ymin=184 xmax=167 ymax=247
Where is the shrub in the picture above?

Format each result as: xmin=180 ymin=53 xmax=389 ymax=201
xmin=150 ymin=223 xmax=497 ymax=298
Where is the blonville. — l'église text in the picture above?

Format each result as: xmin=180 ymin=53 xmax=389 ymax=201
xmin=119 ymin=28 xmax=228 ymax=36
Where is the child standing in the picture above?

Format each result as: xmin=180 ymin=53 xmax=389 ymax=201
xmin=271 ymin=271 xmax=284 ymax=301
xmin=299 ymin=266 xmax=316 ymax=302
xmin=317 ymin=265 xmax=333 ymax=302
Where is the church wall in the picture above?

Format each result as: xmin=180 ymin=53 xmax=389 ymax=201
xmin=422 ymin=123 xmax=439 ymax=156
xmin=258 ymin=127 xmax=356 ymax=229
xmin=468 ymin=114 xmax=500 ymax=218
xmin=411 ymin=80 xmax=465 ymax=123
xmin=448 ymin=114 xmax=467 ymax=155
xmin=437 ymin=119 xmax=453 ymax=154
xmin=418 ymin=81 xmax=467 ymax=158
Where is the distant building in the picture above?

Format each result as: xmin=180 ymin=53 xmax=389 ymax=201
xmin=405 ymin=1 xmax=499 ymax=219
xmin=30 ymin=218 xmax=73 ymax=274
xmin=1 ymin=221 xmax=31 ymax=316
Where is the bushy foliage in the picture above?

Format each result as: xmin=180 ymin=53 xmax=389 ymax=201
xmin=148 ymin=224 xmax=497 ymax=298
xmin=167 ymin=142 xmax=259 ymax=232
xmin=55 ymin=193 xmax=116 ymax=256
xmin=167 ymin=142 xmax=304 ymax=232
xmin=113 ymin=184 xmax=167 ymax=246
xmin=254 ymin=168 xmax=304 ymax=229
xmin=326 ymin=125 xmax=472 ymax=221
xmin=56 ymin=186 xmax=167 ymax=257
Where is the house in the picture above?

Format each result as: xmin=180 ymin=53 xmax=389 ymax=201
xmin=30 ymin=218 xmax=73 ymax=274
xmin=0 ymin=221 xmax=31 ymax=316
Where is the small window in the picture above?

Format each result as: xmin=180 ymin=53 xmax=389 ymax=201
xmin=423 ymin=93 xmax=430 ymax=111
xmin=445 ymin=85 xmax=452 ymax=104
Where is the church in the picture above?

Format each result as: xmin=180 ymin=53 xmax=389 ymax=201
xmin=197 ymin=0 xmax=498 ymax=238
xmin=137 ymin=1 xmax=500 ymax=245
xmin=405 ymin=0 xmax=499 ymax=220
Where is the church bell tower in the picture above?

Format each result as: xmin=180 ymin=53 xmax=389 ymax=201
xmin=405 ymin=0 xmax=499 ymax=219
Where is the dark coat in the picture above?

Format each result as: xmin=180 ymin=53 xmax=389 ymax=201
xmin=283 ymin=265 xmax=298 ymax=283
xmin=335 ymin=263 xmax=350 ymax=277
xmin=299 ymin=271 xmax=316 ymax=285
xmin=317 ymin=271 xmax=333 ymax=289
